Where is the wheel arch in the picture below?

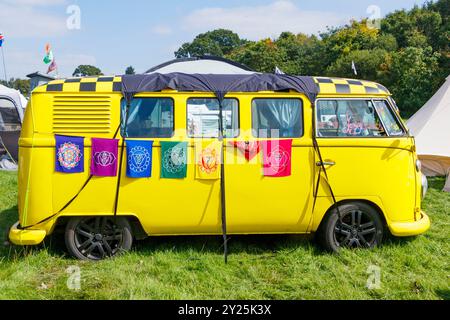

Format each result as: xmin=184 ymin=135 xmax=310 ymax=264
xmin=54 ymin=215 xmax=148 ymax=240
xmin=316 ymin=199 xmax=388 ymax=233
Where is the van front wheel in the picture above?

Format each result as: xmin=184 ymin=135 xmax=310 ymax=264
xmin=65 ymin=217 xmax=133 ymax=261
xmin=317 ymin=202 xmax=384 ymax=252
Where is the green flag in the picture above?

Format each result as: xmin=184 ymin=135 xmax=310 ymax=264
xmin=160 ymin=141 xmax=187 ymax=179
xmin=43 ymin=50 xmax=53 ymax=64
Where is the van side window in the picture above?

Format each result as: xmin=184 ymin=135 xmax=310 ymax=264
xmin=121 ymin=98 xmax=174 ymax=138
xmin=316 ymin=99 xmax=403 ymax=137
xmin=187 ymin=98 xmax=239 ymax=138
xmin=252 ymin=98 xmax=303 ymax=138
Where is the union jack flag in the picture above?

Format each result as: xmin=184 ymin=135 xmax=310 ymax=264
xmin=0 ymin=33 xmax=4 ymax=47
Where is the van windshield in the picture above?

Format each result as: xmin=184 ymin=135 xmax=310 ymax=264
xmin=316 ymin=99 xmax=404 ymax=137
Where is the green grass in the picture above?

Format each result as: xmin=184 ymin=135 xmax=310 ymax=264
xmin=0 ymin=170 xmax=448 ymax=300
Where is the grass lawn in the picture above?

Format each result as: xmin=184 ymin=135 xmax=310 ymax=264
xmin=0 ymin=170 xmax=448 ymax=300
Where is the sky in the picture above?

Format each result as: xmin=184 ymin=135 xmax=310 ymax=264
xmin=0 ymin=0 xmax=430 ymax=79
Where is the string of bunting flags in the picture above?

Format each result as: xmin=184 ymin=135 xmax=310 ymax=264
xmin=54 ymin=135 xmax=293 ymax=178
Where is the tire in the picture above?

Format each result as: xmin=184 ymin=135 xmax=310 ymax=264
xmin=317 ymin=202 xmax=384 ymax=252
xmin=65 ymin=216 xmax=133 ymax=261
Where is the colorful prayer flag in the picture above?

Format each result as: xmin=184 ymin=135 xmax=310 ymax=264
xmin=196 ymin=140 xmax=221 ymax=180
xmin=160 ymin=141 xmax=187 ymax=179
xmin=91 ymin=138 xmax=119 ymax=177
xmin=55 ymin=135 xmax=84 ymax=173
xmin=261 ymin=139 xmax=292 ymax=177
xmin=229 ymin=141 xmax=261 ymax=161
xmin=126 ymin=140 xmax=153 ymax=178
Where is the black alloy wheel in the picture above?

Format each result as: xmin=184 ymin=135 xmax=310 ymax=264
xmin=65 ymin=216 xmax=133 ymax=260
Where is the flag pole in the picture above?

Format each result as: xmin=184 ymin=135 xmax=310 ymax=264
xmin=1 ymin=46 xmax=7 ymax=82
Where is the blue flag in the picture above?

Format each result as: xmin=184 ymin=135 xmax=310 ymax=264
xmin=126 ymin=140 xmax=153 ymax=178
xmin=55 ymin=135 xmax=84 ymax=173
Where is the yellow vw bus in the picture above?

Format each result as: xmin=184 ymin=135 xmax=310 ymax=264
xmin=9 ymin=73 xmax=430 ymax=260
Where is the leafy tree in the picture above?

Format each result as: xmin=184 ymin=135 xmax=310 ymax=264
xmin=0 ymin=78 xmax=30 ymax=96
xmin=326 ymin=49 xmax=389 ymax=81
xmin=72 ymin=65 xmax=103 ymax=77
xmin=386 ymin=46 xmax=441 ymax=116
xmin=320 ymin=20 xmax=379 ymax=62
xmin=125 ymin=66 xmax=136 ymax=75
xmin=227 ymin=39 xmax=287 ymax=73
xmin=175 ymin=29 xmax=246 ymax=58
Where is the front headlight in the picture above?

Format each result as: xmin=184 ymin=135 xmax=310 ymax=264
xmin=416 ymin=159 xmax=422 ymax=172
xmin=421 ymin=174 xmax=428 ymax=200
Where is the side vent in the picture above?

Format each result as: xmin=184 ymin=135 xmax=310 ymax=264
xmin=52 ymin=95 xmax=112 ymax=134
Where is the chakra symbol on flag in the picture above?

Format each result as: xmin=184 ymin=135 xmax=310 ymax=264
xmin=128 ymin=146 xmax=151 ymax=173
xmin=57 ymin=142 xmax=82 ymax=169
xmin=163 ymin=146 xmax=186 ymax=173
xmin=267 ymin=146 xmax=290 ymax=174
xmin=199 ymin=148 xmax=219 ymax=174
xmin=94 ymin=151 xmax=116 ymax=167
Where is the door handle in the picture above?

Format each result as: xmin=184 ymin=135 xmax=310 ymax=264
xmin=316 ymin=161 xmax=336 ymax=167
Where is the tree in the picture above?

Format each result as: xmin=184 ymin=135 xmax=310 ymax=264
xmin=227 ymin=39 xmax=287 ymax=73
xmin=175 ymin=29 xmax=246 ymax=58
xmin=125 ymin=66 xmax=136 ymax=75
xmin=326 ymin=49 xmax=389 ymax=81
xmin=0 ymin=78 xmax=30 ymax=96
xmin=386 ymin=46 xmax=441 ymax=116
xmin=72 ymin=65 xmax=103 ymax=77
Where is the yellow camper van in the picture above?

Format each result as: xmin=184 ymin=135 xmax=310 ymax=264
xmin=9 ymin=73 xmax=430 ymax=260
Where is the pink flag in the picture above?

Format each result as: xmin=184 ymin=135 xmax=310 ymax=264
xmin=91 ymin=138 xmax=119 ymax=176
xmin=261 ymin=139 xmax=292 ymax=177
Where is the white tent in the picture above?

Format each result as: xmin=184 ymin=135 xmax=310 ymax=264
xmin=0 ymin=84 xmax=27 ymax=122
xmin=145 ymin=56 xmax=255 ymax=75
xmin=407 ymin=75 xmax=450 ymax=192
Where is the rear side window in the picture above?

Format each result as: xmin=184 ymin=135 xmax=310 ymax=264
xmin=316 ymin=99 xmax=404 ymax=137
xmin=252 ymin=98 xmax=303 ymax=138
xmin=187 ymin=98 xmax=239 ymax=138
xmin=121 ymin=98 xmax=174 ymax=138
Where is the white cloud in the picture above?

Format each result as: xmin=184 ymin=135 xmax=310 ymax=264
xmin=182 ymin=0 xmax=350 ymax=40
xmin=151 ymin=25 xmax=173 ymax=36
xmin=0 ymin=1 xmax=67 ymax=38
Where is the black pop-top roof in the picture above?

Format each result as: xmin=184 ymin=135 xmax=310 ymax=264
xmin=121 ymin=73 xmax=318 ymax=104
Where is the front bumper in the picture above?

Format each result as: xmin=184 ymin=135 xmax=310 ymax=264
xmin=9 ymin=222 xmax=47 ymax=245
xmin=389 ymin=211 xmax=431 ymax=237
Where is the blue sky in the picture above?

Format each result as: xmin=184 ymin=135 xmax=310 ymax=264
xmin=0 ymin=0 xmax=429 ymax=79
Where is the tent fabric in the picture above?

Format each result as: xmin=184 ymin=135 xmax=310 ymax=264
xmin=146 ymin=58 xmax=255 ymax=75
xmin=407 ymin=75 xmax=450 ymax=192
xmin=121 ymin=73 xmax=318 ymax=104
xmin=0 ymin=84 xmax=27 ymax=122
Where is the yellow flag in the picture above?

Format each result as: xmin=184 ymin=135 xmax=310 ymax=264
xmin=195 ymin=140 xmax=221 ymax=180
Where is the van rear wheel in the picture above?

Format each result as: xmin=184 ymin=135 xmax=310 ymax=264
xmin=317 ymin=202 xmax=384 ymax=252
xmin=65 ymin=217 xmax=133 ymax=261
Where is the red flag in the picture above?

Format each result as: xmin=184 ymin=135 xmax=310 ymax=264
xmin=261 ymin=139 xmax=292 ymax=177
xmin=229 ymin=141 xmax=261 ymax=161
xmin=47 ymin=59 xmax=57 ymax=74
